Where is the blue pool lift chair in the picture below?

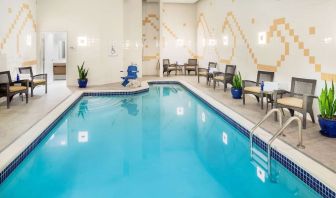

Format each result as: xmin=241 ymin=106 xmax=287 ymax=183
xmin=121 ymin=65 xmax=139 ymax=87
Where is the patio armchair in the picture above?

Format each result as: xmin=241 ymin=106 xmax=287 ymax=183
xmin=274 ymin=77 xmax=317 ymax=129
xmin=163 ymin=59 xmax=178 ymax=76
xmin=184 ymin=59 xmax=198 ymax=75
xmin=242 ymin=71 xmax=275 ymax=110
xmin=198 ymin=62 xmax=217 ymax=85
xmin=213 ymin=64 xmax=236 ymax=92
xmin=0 ymin=71 xmax=29 ymax=108
xmin=19 ymin=66 xmax=47 ymax=97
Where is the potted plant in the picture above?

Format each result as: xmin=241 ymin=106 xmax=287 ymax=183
xmin=77 ymin=62 xmax=89 ymax=88
xmin=231 ymin=72 xmax=242 ymax=99
xmin=318 ymin=81 xmax=336 ymax=137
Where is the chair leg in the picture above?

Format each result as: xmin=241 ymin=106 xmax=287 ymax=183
xmin=45 ymin=83 xmax=48 ymax=94
xmin=7 ymin=96 xmax=10 ymax=109
xmin=31 ymin=87 xmax=34 ymax=97
xmin=198 ymin=75 xmax=200 ymax=83
xmin=224 ymin=82 xmax=227 ymax=92
xmin=26 ymin=92 xmax=28 ymax=104
xmin=266 ymin=101 xmax=269 ymax=113
xmin=289 ymin=109 xmax=295 ymax=116
xmin=274 ymin=104 xmax=279 ymax=121
xmin=213 ymin=80 xmax=216 ymax=90
xmin=243 ymin=93 xmax=246 ymax=105
xmin=274 ymin=109 xmax=278 ymax=121
xmin=302 ymin=113 xmax=307 ymax=129
xmin=255 ymin=96 xmax=260 ymax=103
xmin=309 ymin=110 xmax=315 ymax=123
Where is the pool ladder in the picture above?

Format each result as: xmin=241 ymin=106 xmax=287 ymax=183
xmin=249 ymin=109 xmax=305 ymax=178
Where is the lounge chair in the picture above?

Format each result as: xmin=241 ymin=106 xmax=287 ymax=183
xmin=163 ymin=59 xmax=178 ymax=76
xmin=274 ymin=77 xmax=317 ymax=129
xmin=198 ymin=62 xmax=217 ymax=85
xmin=0 ymin=71 xmax=29 ymax=108
xmin=213 ymin=65 xmax=236 ymax=92
xmin=184 ymin=59 xmax=198 ymax=75
xmin=242 ymin=71 xmax=275 ymax=111
xmin=18 ymin=66 xmax=47 ymax=97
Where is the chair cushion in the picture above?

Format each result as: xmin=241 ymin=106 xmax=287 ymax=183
xmin=33 ymin=79 xmax=46 ymax=84
xmin=277 ymin=97 xmax=303 ymax=108
xmin=244 ymin=86 xmax=261 ymax=93
xmin=185 ymin=66 xmax=196 ymax=70
xmin=214 ymin=76 xmax=225 ymax=81
xmin=199 ymin=71 xmax=208 ymax=76
xmin=9 ymin=86 xmax=27 ymax=92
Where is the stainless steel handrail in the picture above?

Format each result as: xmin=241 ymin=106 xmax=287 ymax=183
xmin=267 ymin=116 xmax=304 ymax=175
xmin=249 ymin=108 xmax=283 ymax=158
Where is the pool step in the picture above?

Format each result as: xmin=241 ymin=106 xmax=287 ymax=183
xmin=251 ymin=148 xmax=268 ymax=170
xmin=252 ymin=148 xmax=267 ymax=162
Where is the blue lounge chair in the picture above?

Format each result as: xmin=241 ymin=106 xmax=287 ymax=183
xmin=121 ymin=65 xmax=138 ymax=87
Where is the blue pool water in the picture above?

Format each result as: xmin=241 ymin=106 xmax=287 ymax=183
xmin=0 ymin=84 xmax=320 ymax=198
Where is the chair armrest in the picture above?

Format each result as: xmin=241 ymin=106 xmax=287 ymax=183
xmin=273 ymin=90 xmax=290 ymax=103
xmin=302 ymin=94 xmax=318 ymax=109
xmin=242 ymin=80 xmax=257 ymax=88
xmin=274 ymin=90 xmax=290 ymax=96
xmin=306 ymin=94 xmax=318 ymax=99
xmin=224 ymin=73 xmax=234 ymax=80
xmin=198 ymin=68 xmax=209 ymax=72
xmin=13 ymin=80 xmax=29 ymax=87
xmin=213 ymin=71 xmax=224 ymax=76
xmin=243 ymin=80 xmax=257 ymax=84
xmin=33 ymin=74 xmax=47 ymax=79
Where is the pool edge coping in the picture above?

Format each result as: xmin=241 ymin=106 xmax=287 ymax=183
xmin=0 ymin=80 xmax=335 ymax=197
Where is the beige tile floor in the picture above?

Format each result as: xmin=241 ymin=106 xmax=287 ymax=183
xmin=0 ymin=76 xmax=335 ymax=174
xmin=0 ymin=81 xmax=72 ymax=151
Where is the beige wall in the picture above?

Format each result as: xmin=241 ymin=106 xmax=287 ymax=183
xmin=37 ymin=0 xmax=124 ymax=86
xmin=0 ymin=0 xmax=37 ymax=76
xmin=196 ymin=0 xmax=336 ymax=85
xmin=142 ymin=2 xmax=160 ymax=76
xmin=161 ymin=3 xmax=197 ymax=65
xmin=124 ymin=0 xmax=143 ymax=77
xmin=196 ymin=0 xmax=336 ymax=118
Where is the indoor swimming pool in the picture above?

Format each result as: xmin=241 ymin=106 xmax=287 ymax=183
xmin=0 ymin=84 xmax=321 ymax=197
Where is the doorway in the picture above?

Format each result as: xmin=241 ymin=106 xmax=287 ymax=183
xmin=42 ymin=32 xmax=67 ymax=83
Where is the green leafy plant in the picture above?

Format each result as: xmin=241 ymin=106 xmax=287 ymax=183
xmin=232 ymin=72 xmax=242 ymax=89
xmin=77 ymin=62 xmax=89 ymax=80
xmin=319 ymin=81 xmax=336 ymax=120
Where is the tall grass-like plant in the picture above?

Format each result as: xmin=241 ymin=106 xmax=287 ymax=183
xmin=77 ymin=62 xmax=89 ymax=80
xmin=232 ymin=72 xmax=242 ymax=89
xmin=319 ymin=81 xmax=336 ymax=120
